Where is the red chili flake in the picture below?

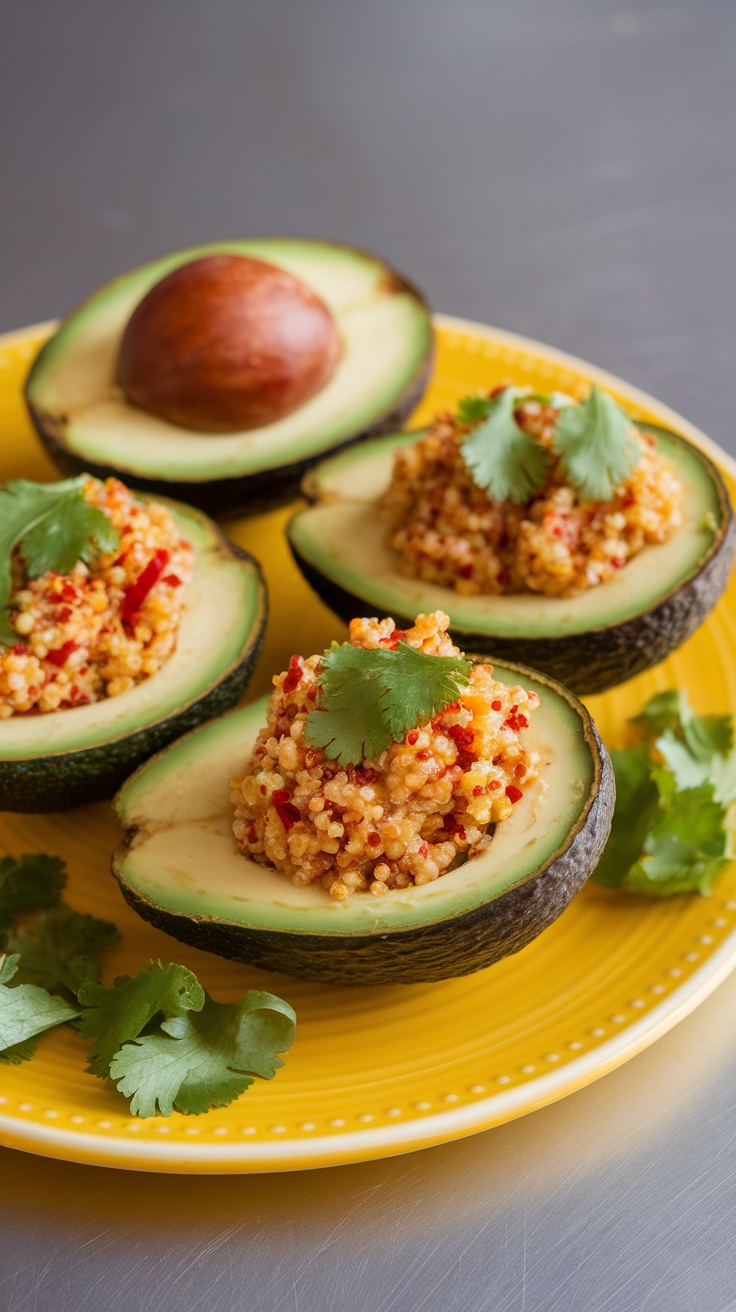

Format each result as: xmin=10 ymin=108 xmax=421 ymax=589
xmin=355 ymin=766 xmax=377 ymax=784
xmin=247 ymin=826 xmax=258 ymax=844
xmin=457 ymin=750 xmax=477 ymax=771
xmin=120 ymin=549 xmax=170 ymax=623
xmin=447 ymin=724 xmax=474 ymax=748
xmin=260 ymin=785 xmax=267 ymax=795
xmin=416 ymin=749 xmax=431 ymax=761
xmin=418 ymin=842 xmax=429 ymax=858
xmin=510 ymin=705 xmax=518 ymax=714
xmin=491 ymin=699 xmax=502 ymax=712
xmin=472 ymin=786 xmax=484 ymax=797
xmin=59 ymin=581 xmax=78 ymax=603
xmin=505 ymin=785 xmax=523 ymax=804
xmin=272 ymin=790 xmax=300 ymax=831
xmin=442 ymin=814 xmax=467 ymax=841
xmin=367 ymin=832 xmax=381 ymax=847
xmin=56 ymin=606 xmax=72 ymax=623
xmin=552 ymin=525 xmax=563 ymax=538
xmin=504 ymin=713 xmax=529 ymax=732
xmin=645 ymin=433 xmax=656 ymax=447
xmin=307 ymin=685 xmax=318 ymax=701
xmin=488 ymin=780 xmax=501 ymax=791
xmin=407 ymin=730 xmax=419 ymax=745
xmin=392 ymin=629 xmax=406 ymax=644
xmin=27 ymin=685 xmax=39 ymax=698
xmin=458 ymin=563 xmax=474 ymax=579
xmin=611 ymin=557 xmax=625 ymax=570
xmin=10 ymin=642 xmax=28 ymax=656
xmin=113 ymin=548 xmax=130 ymax=567
xmin=46 ymin=640 xmax=79 ymax=668
xmin=514 ymin=763 xmax=527 ymax=778
xmin=282 ymin=654 xmax=304 ymax=694
xmin=163 ymin=573 xmax=182 ymax=587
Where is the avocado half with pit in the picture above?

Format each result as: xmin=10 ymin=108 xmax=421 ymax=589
xmin=112 ymin=660 xmax=614 ymax=987
xmin=25 ymin=239 xmax=433 ymax=516
xmin=288 ymin=423 xmax=735 ymax=696
xmin=0 ymin=501 xmax=266 ymax=812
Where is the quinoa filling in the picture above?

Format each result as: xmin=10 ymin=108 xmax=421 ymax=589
xmin=231 ymin=611 xmax=540 ymax=900
xmin=382 ymin=394 xmax=685 ymax=598
xmin=0 ymin=478 xmax=193 ymax=717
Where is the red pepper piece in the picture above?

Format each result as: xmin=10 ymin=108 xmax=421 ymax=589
xmin=120 ymin=549 xmax=170 ymax=623
xmin=10 ymin=642 xmax=28 ymax=656
xmin=46 ymin=640 xmax=79 ymax=667
xmin=282 ymin=654 xmax=304 ymax=694
xmin=272 ymin=789 xmax=300 ymax=831
xmin=505 ymin=785 xmax=523 ymax=804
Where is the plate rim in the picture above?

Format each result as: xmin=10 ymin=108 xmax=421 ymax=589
xmin=2 ymin=313 xmax=736 ymax=1173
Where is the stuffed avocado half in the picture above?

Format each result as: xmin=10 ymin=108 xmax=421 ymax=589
xmin=25 ymin=239 xmax=433 ymax=515
xmin=0 ymin=499 xmax=266 ymax=812
xmin=288 ymin=423 xmax=734 ymax=695
xmin=113 ymin=657 xmax=613 ymax=987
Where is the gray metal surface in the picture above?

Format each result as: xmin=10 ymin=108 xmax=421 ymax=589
xmin=1 ymin=2 xmax=736 ymax=1309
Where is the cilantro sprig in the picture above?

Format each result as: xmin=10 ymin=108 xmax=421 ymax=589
xmin=0 ymin=476 xmax=120 ymax=647
xmin=593 ymin=691 xmax=736 ymax=896
xmin=305 ymin=641 xmax=472 ymax=767
xmin=459 ymin=387 xmax=552 ymax=504
xmin=456 ymin=383 xmax=640 ymax=505
xmin=0 ymin=853 xmax=296 ymax=1116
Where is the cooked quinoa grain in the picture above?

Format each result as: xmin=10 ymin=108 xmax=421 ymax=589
xmin=382 ymin=397 xmax=684 ymax=597
xmin=231 ymin=611 xmax=540 ymax=899
xmin=0 ymin=478 xmax=193 ymax=717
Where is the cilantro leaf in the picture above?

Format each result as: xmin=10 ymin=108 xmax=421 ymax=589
xmin=456 ymin=394 xmax=495 ymax=426
xmin=7 ymin=905 xmax=120 ymax=1005
xmin=554 ymin=385 xmax=640 ymax=501
xmin=78 ymin=961 xmax=206 ymax=1077
xmin=591 ymin=746 xmax=659 ymax=888
xmin=0 ymin=476 xmax=120 ymax=647
xmin=0 ymin=953 xmax=80 ymax=1064
xmin=0 ymin=853 xmax=66 ymax=935
xmin=628 ymin=782 xmax=728 ymax=897
xmin=460 ymin=387 xmax=552 ymax=504
xmin=305 ymin=641 xmax=472 ymax=767
xmin=108 ymin=988 xmax=297 ymax=1118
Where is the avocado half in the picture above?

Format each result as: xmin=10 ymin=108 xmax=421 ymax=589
xmin=24 ymin=239 xmax=433 ymax=516
xmin=0 ymin=501 xmax=266 ymax=812
xmin=112 ymin=660 xmax=614 ymax=987
xmin=288 ymin=424 xmax=735 ymax=696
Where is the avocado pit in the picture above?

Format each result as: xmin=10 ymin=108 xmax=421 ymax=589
xmin=117 ymin=253 xmax=341 ymax=433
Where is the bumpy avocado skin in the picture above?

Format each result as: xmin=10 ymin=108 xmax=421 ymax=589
xmin=28 ymin=356 xmax=432 ymax=517
xmin=0 ymin=546 xmax=267 ymax=813
xmin=113 ymin=705 xmax=614 ymax=987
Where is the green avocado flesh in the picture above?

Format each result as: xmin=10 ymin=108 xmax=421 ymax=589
xmin=289 ymin=425 xmax=725 ymax=638
xmin=113 ymin=664 xmax=611 ymax=985
xmin=0 ymin=502 xmax=266 ymax=811
xmin=25 ymin=240 xmax=432 ymax=483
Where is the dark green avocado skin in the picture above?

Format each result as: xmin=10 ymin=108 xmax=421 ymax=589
xmin=114 ymin=719 xmax=614 ymax=987
xmin=290 ymin=522 xmax=735 ymax=696
xmin=289 ymin=426 xmax=736 ymax=696
xmin=0 ymin=547 xmax=267 ymax=814
xmin=29 ymin=356 xmax=430 ymax=518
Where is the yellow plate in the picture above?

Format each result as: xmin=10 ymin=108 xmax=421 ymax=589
xmin=1 ymin=316 xmax=736 ymax=1174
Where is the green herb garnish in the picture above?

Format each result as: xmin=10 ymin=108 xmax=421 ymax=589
xmin=0 ymin=854 xmax=296 ymax=1116
xmin=0 ymin=953 xmax=80 ymax=1065
xmin=554 ymin=384 xmax=640 ymax=501
xmin=0 ymin=852 xmax=66 ymax=934
xmin=0 ymin=476 xmax=120 ymax=647
xmin=304 ymin=641 xmax=472 ymax=767
xmin=102 ymin=975 xmax=296 ymax=1118
xmin=593 ymin=690 xmax=736 ymax=896
xmin=459 ymin=387 xmax=552 ymax=504
xmin=456 ymin=383 xmax=640 ymax=505
xmin=6 ymin=905 xmax=121 ymax=1005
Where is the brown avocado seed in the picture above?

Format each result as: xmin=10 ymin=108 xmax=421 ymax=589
xmin=117 ymin=253 xmax=342 ymax=432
